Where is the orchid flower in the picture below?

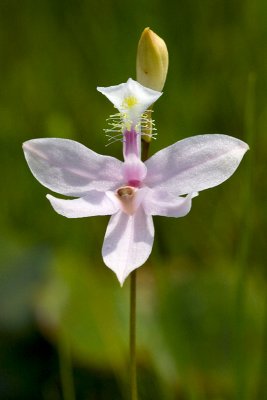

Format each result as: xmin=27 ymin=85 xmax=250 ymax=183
xmin=23 ymin=78 xmax=249 ymax=285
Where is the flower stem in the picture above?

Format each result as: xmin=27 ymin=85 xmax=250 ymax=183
xmin=141 ymin=139 xmax=150 ymax=162
xmin=129 ymin=135 xmax=151 ymax=400
xmin=129 ymin=111 xmax=152 ymax=400
xmin=130 ymin=270 xmax=138 ymax=400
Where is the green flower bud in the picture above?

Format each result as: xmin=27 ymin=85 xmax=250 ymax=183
xmin=136 ymin=27 xmax=169 ymax=92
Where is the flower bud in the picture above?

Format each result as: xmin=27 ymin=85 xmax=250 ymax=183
xmin=136 ymin=27 xmax=169 ymax=92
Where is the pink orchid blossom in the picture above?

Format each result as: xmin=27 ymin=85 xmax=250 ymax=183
xmin=23 ymin=78 xmax=249 ymax=285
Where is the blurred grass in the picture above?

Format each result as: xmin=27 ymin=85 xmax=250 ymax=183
xmin=0 ymin=0 xmax=266 ymax=399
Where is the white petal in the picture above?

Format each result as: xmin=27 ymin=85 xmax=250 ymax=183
xmin=143 ymin=189 xmax=197 ymax=217
xmin=145 ymin=134 xmax=249 ymax=195
xmin=97 ymin=78 xmax=162 ymax=116
xmin=102 ymin=208 xmax=154 ymax=285
xmin=23 ymin=138 xmax=123 ymax=196
xmin=47 ymin=191 xmax=120 ymax=218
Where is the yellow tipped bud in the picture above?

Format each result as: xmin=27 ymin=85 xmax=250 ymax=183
xmin=136 ymin=27 xmax=169 ymax=92
xmin=137 ymin=28 xmax=168 ymax=143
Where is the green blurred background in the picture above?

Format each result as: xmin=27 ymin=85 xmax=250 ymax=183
xmin=0 ymin=0 xmax=266 ymax=399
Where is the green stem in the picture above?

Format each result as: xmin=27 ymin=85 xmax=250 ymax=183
xmin=130 ymin=270 xmax=137 ymax=400
xmin=129 ymin=136 xmax=151 ymax=400
xmin=141 ymin=140 xmax=150 ymax=162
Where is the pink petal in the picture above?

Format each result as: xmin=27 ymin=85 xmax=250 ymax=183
xmin=102 ymin=208 xmax=154 ymax=285
xmin=143 ymin=189 xmax=196 ymax=217
xmin=123 ymin=155 xmax=147 ymax=186
xmin=23 ymin=138 xmax=123 ymax=196
xmin=145 ymin=134 xmax=249 ymax=195
xmin=46 ymin=191 xmax=120 ymax=218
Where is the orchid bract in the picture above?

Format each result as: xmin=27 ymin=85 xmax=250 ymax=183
xmin=23 ymin=78 xmax=249 ymax=285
